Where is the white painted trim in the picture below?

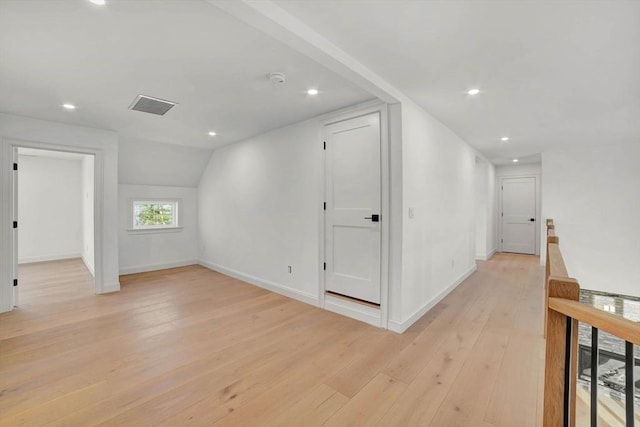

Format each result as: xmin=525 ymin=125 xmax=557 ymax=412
xmin=19 ymin=253 xmax=81 ymax=264
xmin=318 ymin=99 xmax=383 ymax=124
xmin=81 ymin=255 xmax=95 ymax=277
xmin=119 ymin=259 xmax=198 ymax=275
xmin=126 ymin=227 xmax=184 ymax=234
xmin=323 ymin=294 xmax=382 ymax=328
xmin=101 ymin=282 xmax=120 ymax=294
xmin=198 ymin=259 xmax=320 ymax=307
xmin=388 ymin=264 xmax=477 ymax=333
xmin=475 ymin=248 xmax=497 ymax=261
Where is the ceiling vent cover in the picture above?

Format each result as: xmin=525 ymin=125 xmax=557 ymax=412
xmin=129 ymin=95 xmax=177 ymax=116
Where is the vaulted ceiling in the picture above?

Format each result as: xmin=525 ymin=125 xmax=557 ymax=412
xmin=1 ymin=0 xmax=638 ymax=166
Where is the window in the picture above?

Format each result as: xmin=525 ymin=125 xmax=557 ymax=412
xmin=132 ymin=200 xmax=179 ymax=230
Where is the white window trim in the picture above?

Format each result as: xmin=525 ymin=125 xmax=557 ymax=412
xmin=128 ymin=198 xmax=182 ymax=234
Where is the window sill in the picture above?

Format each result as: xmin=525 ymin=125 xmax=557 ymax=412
xmin=126 ymin=226 xmax=183 ymax=235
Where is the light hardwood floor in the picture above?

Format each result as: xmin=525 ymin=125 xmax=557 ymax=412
xmin=0 ymin=254 xmax=545 ymax=426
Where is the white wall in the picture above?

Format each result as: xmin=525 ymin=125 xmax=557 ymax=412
xmin=475 ymin=158 xmax=497 ymax=260
xmin=391 ymin=100 xmax=478 ymax=331
xmin=496 ymin=163 xmax=542 ymax=255
xmin=198 ymin=119 xmax=322 ymax=305
xmin=18 ymin=155 xmax=82 ymax=263
xmin=542 ymin=143 xmax=640 ymax=297
xmin=81 ymin=155 xmax=94 ymax=275
xmin=1 ymin=113 xmax=119 ymax=312
xmin=118 ymin=184 xmax=199 ymax=274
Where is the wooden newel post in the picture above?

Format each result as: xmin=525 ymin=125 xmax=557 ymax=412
xmin=543 ymin=277 xmax=580 ymax=427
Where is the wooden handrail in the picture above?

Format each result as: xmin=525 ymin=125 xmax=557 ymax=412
xmin=548 ymin=297 xmax=640 ymax=345
xmin=548 ymin=245 xmax=569 ymax=277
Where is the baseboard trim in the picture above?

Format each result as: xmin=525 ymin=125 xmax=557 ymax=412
xmin=119 ymin=259 xmax=198 ymax=275
xmin=81 ymin=255 xmax=95 ymax=277
xmin=324 ymin=294 xmax=381 ymax=328
xmin=476 ymin=248 xmax=497 ymax=261
xmin=198 ymin=259 xmax=320 ymax=307
xmin=388 ymin=264 xmax=477 ymax=333
xmin=18 ymin=253 xmax=81 ymax=264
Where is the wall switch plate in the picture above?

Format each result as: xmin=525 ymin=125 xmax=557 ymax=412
xmin=408 ymin=207 xmax=415 ymax=219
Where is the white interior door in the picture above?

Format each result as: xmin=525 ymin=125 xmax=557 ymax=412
xmin=501 ymin=177 xmax=536 ymax=254
xmin=12 ymin=147 xmax=19 ymax=306
xmin=324 ymin=113 xmax=381 ymax=304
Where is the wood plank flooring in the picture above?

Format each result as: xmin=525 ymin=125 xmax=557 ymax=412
xmin=1 ymin=254 xmax=546 ymax=426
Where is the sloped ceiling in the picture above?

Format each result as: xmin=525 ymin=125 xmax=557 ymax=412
xmin=118 ymin=138 xmax=212 ymax=187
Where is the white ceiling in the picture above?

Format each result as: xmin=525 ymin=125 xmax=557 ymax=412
xmin=0 ymin=0 xmax=373 ymax=149
xmin=275 ymin=0 xmax=640 ymax=165
xmin=2 ymin=1 xmax=638 ymax=165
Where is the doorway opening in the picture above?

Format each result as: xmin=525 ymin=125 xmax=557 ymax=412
xmin=13 ymin=147 xmax=95 ymax=307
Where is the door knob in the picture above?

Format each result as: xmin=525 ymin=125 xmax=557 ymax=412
xmin=530 ymin=218 xmax=535 ymax=222
xmin=364 ymin=214 xmax=380 ymax=222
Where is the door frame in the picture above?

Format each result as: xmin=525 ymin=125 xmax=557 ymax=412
xmin=318 ymin=101 xmax=390 ymax=329
xmin=2 ymin=138 xmax=104 ymax=303
xmin=498 ymin=174 xmax=540 ymax=255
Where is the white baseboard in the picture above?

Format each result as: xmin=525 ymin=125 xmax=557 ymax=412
xmin=18 ymin=253 xmax=81 ymax=264
xmin=476 ymin=248 xmax=497 ymax=261
xmin=388 ymin=264 xmax=477 ymax=333
xmin=81 ymin=255 xmax=95 ymax=277
xmin=323 ymin=295 xmax=381 ymax=328
xmin=198 ymin=259 xmax=320 ymax=307
xmin=119 ymin=259 xmax=198 ymax=275
xmin=100 ymin=281 xmax=120 ymax=294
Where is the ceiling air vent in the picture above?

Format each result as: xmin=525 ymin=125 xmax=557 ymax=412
xmin=129 ymin=94 xmax=177 ymax=116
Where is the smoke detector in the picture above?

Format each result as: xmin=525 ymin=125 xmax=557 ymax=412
xmin=269 ymin=72 xmax=286 ymax=84
xmin=129 ymin=94 xmax=177 ymax=116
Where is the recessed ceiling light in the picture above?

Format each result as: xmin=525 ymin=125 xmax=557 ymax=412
xmin=307 ymin=89 xmax=319 ymax=95
xmin=501 ymin=136 xmax=510 ymax=142
xmin=208 ymin=131 xmax=217 ymax=136
xmin=467 ymin=88 xmax=480 ymax=95
xmin=62 ymin=103 xmax=76 ymax=110
xmin=89 ymin=0 xmax=106 ymax=5
xmin=512 ymin=158 xmax=519 ymax=163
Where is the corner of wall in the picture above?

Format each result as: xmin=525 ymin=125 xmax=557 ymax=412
xmin=389 ymin=263 xmax=476 ymax=333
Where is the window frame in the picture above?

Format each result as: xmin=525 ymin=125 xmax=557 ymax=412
xmin=128 ymin=198 xmax=182 ymax=234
